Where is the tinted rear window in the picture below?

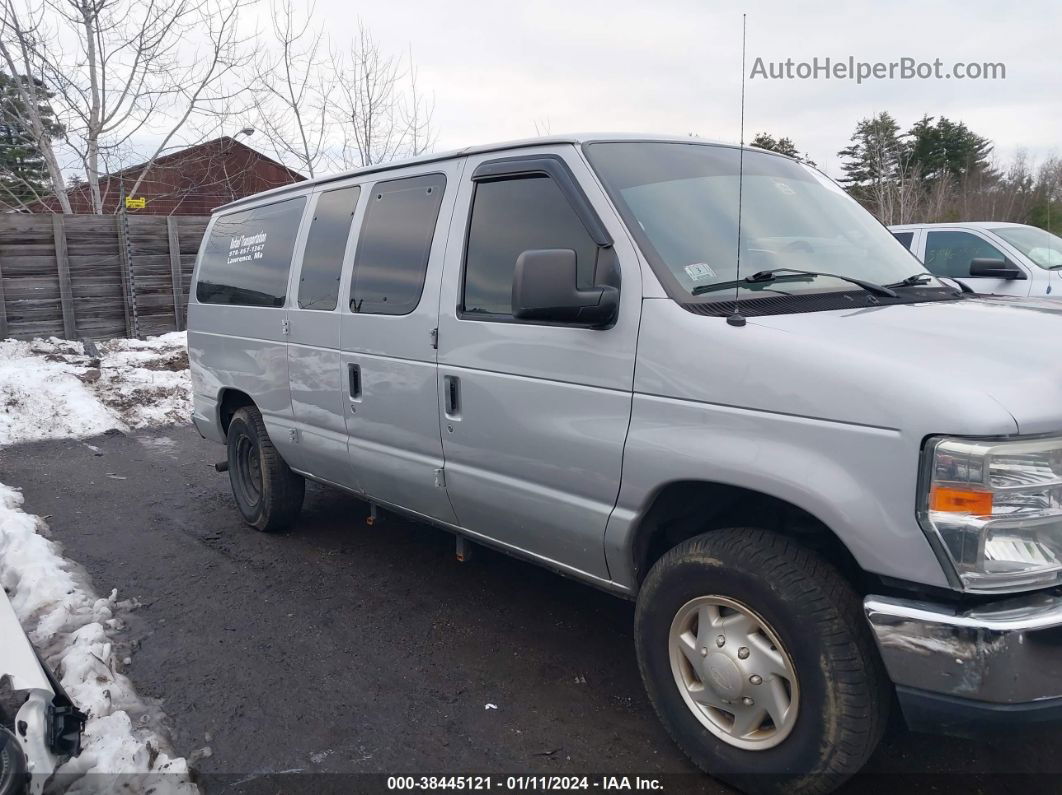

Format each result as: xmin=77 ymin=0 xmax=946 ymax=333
xmin=891 ymin=231 xmax=914 ymax=249
xmin=197 ymin=197 xmax=306 ymax=307
xmin=298 ymin=186 xmax=360 ymax=310
xmin=350 ymin=173 xmax=446 ymax=315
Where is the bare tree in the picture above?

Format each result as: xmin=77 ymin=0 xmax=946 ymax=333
xmin=243 ymin=5 xmax=438 ymax=176
xmin=1038 ymin=158 xmax=1062 ymax=226
xmin=920 ymin=169 xmax=951 ymax=222
xmin=251 ymin=0 xmax=330 ymax=178
xmin=400 ymin=46 xmax=434 ymax=161
xmin=331 ymin=22 xmax=435 ymax=169
xmin=121 ymin=0 xmax=254 ymax=203
xmin=890 ymin=156 xmax=924 ymax=226
xmin=0 ymin=0 xmax=72 ymax=211
xmin=861 ymin=127 xmax=905 ymax=225
xmin=1 ymin=0 xmax=252 ymax=213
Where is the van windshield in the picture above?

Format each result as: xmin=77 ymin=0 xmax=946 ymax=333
xmin=585 ymin=142 xmax=938 ymax=305
xmin=993 ymin=225 xmax=1062 ymax=269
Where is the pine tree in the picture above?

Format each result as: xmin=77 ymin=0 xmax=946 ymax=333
xmin=836 ymin=112 xmax=905 ymax=188
xmin=835 ymin=112 xmax=924 ymax=224
xmin=0 ymin=72 xmax=64 ymax=209
xmin=906 ymin=115 xmax=993 ymax=184
xmin=750 ymin=132 xmax=816 ymax=167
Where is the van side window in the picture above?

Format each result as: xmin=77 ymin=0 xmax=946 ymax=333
xmin=924 ymin=231 xmax=1008 ymax=278
xmin=298 ymin=186 xmax=360 ymax=311
xmin=350 ymin=173 xmax=446 ymax=315
xmin=196 ymin=196 xmax=306 ymax=307
xmin=891 ymin=231 xmax=914 ymax=250
xmin=462 ymin=176 xmax=598 ymax=317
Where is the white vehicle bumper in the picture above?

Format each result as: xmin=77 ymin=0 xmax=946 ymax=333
xmin=0 ymin=591 xmax=84 ymax=795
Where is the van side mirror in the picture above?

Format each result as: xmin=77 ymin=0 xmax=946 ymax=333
xmin=512 ymin=249 xmax=619 ymax=328
xmin=969 ymin=257 xmax=1026 ymax=280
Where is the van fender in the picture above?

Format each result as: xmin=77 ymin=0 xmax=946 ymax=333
xmin=604 ymin=393 xmax=951 ymax=591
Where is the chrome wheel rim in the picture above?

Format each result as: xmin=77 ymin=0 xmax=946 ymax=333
xmin=668 ymin=595 xmax=799 ymax=750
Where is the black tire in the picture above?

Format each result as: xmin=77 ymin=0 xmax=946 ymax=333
xmin=0 ymin=725 xmax=28 ymax=795
xmin=226 ymin=406 xmax=304 ymax=533
xmin=634 ymin=528 xmax=889 ymax=795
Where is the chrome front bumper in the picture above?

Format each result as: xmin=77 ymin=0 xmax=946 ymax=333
xmin=865 ymin=591 xmax=1062 ymax=706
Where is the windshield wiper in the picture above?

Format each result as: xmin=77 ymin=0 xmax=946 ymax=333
xmin=691 ymin=268 xmax=898 ymax=298
xmin=883 ymin=273 xmax=933 ymax=289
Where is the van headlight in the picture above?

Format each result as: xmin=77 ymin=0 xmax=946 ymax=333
xmin=920 ymin=436 xmax=1062 ymax=591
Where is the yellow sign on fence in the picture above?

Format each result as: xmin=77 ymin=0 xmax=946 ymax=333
xmin=125 ymin=196 xmax=146 ymax=210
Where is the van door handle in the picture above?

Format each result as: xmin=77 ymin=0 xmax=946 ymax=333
xmin=348 ymin=363 xmax=362 ymax=400
xmin=444 ymin=375 xmax=460 ymax=417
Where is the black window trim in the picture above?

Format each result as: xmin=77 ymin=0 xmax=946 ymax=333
xmin=470 ymin=155 xmax=613 ymax=248
xmin=348 ymin=170 xmax=448 ymax=317
xmin=295 ymin=184 xmax=362 ymax=313
xmin=891 ymin=230 xmax=915 ymax=250
xmin=196 ymin=193 xmax=309 ymax=310
xmin=458 ymin=155 xmax=614 ymax=325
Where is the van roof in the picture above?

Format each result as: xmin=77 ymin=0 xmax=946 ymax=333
xmin=215 ymin=132 xmax=770 ymax=213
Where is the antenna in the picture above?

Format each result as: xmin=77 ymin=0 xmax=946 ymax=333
xmin=1050 ymin=191 xmax=1056 ymax=275
xmin=727 ymin=14 xmax=748 ymax=328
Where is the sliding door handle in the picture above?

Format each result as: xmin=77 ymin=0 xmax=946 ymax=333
xmin=348 ymin=363 xmax=362 ymax=400
xmin=444 ymin=375 xmax=460 ymax=417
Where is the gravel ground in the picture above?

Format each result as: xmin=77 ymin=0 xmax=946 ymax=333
xmin=2 ymin=424 xmax=1059 ymax=794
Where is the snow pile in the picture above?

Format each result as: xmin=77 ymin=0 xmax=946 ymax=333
xmin=0 ymin=482 xmax=197 ymax=793
xmin=0 ymin=332 xmax=190 ymax=446
xmin=0 ymin=338 xmax=116 ymax=443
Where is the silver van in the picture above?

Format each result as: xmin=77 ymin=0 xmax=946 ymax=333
xmin=189 ymin=134 xmax=1062 ymax=793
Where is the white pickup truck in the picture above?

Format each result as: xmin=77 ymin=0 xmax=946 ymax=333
xmin=0 ymin=590 xmax=84 ymax=795
xmin=889 ymin=221 xmax=1062 ymax=297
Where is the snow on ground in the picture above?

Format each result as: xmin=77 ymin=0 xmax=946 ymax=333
xmin=0 ymin=483 xmax=197 ymax=793
xmin=0 ymin=332 xmax=190 ymax=446
xmin=1 ymin=331 xmax=197 ymax=791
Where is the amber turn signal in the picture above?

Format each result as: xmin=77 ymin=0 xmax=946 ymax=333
xmin=930 ymin=486 xmax=993 ymax=515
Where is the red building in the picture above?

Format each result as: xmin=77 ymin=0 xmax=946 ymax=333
xmin=29 ymin=137 xmax=304 ymax=215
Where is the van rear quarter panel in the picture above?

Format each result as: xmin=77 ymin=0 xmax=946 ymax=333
xmin=188 ymin=190 xmax=316 ymax=461
xmin=187 ymin=305 xmax=296 ymax=448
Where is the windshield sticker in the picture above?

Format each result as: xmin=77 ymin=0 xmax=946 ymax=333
xmin=773 ymin=181 xmax=796 ymax=196
xmin=684 ymin=262 xmax=716 ymax=281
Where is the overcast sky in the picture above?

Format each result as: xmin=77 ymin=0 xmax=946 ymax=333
xmin=262 ymin=0 xmax=1059 ymax=178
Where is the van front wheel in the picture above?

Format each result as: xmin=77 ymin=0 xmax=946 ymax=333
xmin=226 ymin=406 xmax=304 ymax=532
xmin=634 ymin=528 xmax=888 ymax=794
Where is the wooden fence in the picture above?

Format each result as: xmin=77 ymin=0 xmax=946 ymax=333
xmin=0 ymin=214 xmax=208 ymax=340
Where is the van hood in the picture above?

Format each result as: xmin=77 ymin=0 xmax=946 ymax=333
xmin=750 ymin=297 xmax=1062 ymax=435
xmin=636 ymin=296 xmax=1062 ymax=439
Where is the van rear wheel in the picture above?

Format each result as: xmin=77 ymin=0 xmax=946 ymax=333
xmin=634 ymin=528 xmax=888 ymax=794
xmin=226 ymin=406 xmax=304 ymax=533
